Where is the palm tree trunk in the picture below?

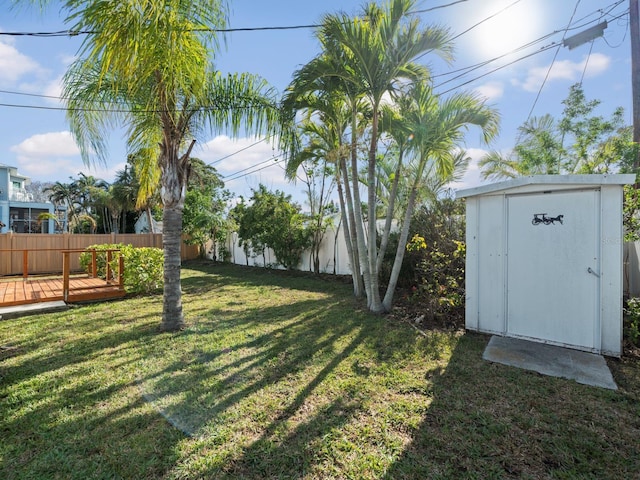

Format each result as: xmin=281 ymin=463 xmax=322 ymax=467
xmin=336 ymin=163 xmax=360 ymax=295
xmin=339 ymin=157 xmax=364 ymax=297
xmin=350 ymin=129 xmax=375 ymax=308
xmin=162 ymin=203 xmax=185 ymax=331
xmin=376 ymin=148 xmax=404 ymax=273
xmin=365 ymin=109 xmax=383 ymax=312
xmin=146 ymin=207 xmax=155 ymax=234
xmin=382 ymin=178 xmax=419 ymax=311
xmin=159 ymin=139 xmax=194 ymax=332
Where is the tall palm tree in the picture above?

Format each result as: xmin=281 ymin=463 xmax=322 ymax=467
xmin=381 ymin=83 xmax=498 ymax=310
xmin=308 ymin=0 xmax=453 ymax=312
xmin=282 ymin=85 xmax=364 ymax=292
xmin=46 ymin=0 xmax=295 ymax=330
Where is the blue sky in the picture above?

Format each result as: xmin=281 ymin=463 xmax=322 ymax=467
xmin=0 ymin=0 xmax=633 ymax=201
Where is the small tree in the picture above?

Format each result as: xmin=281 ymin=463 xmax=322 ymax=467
xmin=232 ymin=185 xmax=313 ymax=270
xmin=182 ymin=159 xmax=233 ymax=259
xmin=480 ymin=84 xmax=638 ymax=179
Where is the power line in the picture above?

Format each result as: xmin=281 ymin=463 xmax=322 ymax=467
xmin=0 ymin=0 xmax=471 ymax=37
xmin=450 ymin=0 xmax=524 ymax=43
xmin=434 ymin=42 xmax=559 ymax=95
xmin=433 ymin=8 xmax=628 ymax=97
xmin=0 ymin=0 xmax=630 ymax=182
xmin=223 ymin=156 xmax=281 ymax=182
xmin=409 ymin=0 xmax=469 ymax=15
xmin=208 ymin=138 xmax=269 ymax=166
xmin=525 ymin=0 xmax=582 ymax=121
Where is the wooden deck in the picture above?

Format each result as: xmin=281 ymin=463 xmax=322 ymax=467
xmin=0 ymin=275 xmax=126 ymax=307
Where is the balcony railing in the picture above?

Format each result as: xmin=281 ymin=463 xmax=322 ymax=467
xmin=9 ymin=189 xmax=34 ymax=202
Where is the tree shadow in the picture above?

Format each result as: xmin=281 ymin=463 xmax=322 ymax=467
xmin=0 ymin=311 xmax=184 ymax=479
xmin=383 ymin=333 xmax=640 ymax=479
xmin=135 ymin=297 xmax=369 ymax=438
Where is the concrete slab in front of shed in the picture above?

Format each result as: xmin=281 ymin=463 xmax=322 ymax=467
xmin=483 ymin=336 xmax=617 ymax=390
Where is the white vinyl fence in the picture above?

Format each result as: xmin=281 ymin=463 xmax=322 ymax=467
xmin=213 ymin=227 xmax=640 ymax=299
xmin=216 ymin=222 xmax=353 ymax=275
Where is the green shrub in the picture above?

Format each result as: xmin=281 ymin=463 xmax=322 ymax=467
xmin=80 ymin=243 xmax=164 ymax=294
xmin=381 ymin=197 xmax=466 ymax=324
xmin=624 ymin=297 xmax=640 ymax=347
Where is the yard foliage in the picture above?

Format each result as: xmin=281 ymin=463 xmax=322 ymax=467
xmin=231 ymin=185 xmax=313 ymax=269
xmin=1 ymin=262 xmax=638 ymax=479
xmin=382 ymin=197 xmax=466 ymax=324
xmin=79 ymin=243 xmax=163 ymax=294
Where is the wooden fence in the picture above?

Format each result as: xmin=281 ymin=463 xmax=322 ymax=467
xmin=0 ymin=232 xmax=199 ymax=276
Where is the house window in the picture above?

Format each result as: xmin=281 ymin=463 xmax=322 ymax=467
xmin=12 ymin=181 xmax=21 ymax=189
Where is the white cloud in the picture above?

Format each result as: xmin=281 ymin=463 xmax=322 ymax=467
xmin=0 ymin=39 xmax=43 ymax=85
xmin=10 ymin=131 xmax=86 ymax=181
xmin=474 ymin=81 xmax=504 ymax=100
xmin=519 ymin=53 xmax=611 ymax=92
xmin=198 ymin=135 xmax=290 ymax=193
xmin=11 ymin=131 xmax=80 ymax=158
xmin=42 ymin=75 xmax=64 ymax=103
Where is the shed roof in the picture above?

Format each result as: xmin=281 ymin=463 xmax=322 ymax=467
xmin=456 ymin=174 xmax=635 ymax=198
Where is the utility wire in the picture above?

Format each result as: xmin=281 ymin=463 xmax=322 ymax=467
xmin=409 ymin=0 xmax=469 ymax=15
xmin=1 ymin=9 xmax=619 ymax=113
xmin=434 ymin=41 xmax=559 ymax=94
xmin=223 ymin=156 xmax=281 ymax=181
xmin=0 ymin=0 xmax=629 ymax=180
xmin=525 ymin=0 xmax=582 ymax=121
xmin=0 ymin=0 xmax=469 ymax=38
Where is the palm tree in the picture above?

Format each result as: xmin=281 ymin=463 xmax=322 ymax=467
xmin=381 ymin=83 xmax=498 ymax=310
xmin=110 ymin=166 xmax=139 ymax=233
xmin=290 ymin=0 xmax=453 ymax=312
xmin=282 ymin=85 xmax=363 ymax=286
xmin=44 ymin=181 xmax=77 ymax=233
xmin=479 ymin=114 xmax=564 ymax=180
xmin=126 ymin=150 xmax=162 ymax=234
xmin=48 ymin=0 xmax=295 ymax=330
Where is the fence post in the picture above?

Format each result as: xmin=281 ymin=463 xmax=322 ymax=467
xmin=118 ymin=253 xmax=124 ymax=290
xmin=106 ymin=250 xmax=113 ymax=283
xmin=91 ymin=249 xmax=97 ymax=278
xmin=62 ymin=251 xmax=70 ymax=302
xmin=22 ymin=250 xmax=28 ymax=280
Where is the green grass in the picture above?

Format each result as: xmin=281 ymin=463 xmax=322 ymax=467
xmin=1 ymin=261 xmax=639 ymax=479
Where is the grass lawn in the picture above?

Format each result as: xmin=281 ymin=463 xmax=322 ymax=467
xmin=1 ymin=261 xmax=639 ymax=479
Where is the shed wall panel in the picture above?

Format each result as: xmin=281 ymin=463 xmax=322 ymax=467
xmin=476 ymin=194 xmax=505 ymax=334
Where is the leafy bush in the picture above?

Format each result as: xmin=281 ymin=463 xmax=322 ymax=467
xmin=80 ymin=243 xmax=164 ymax=294
xmin=624 ymin=297 xmax=640 ymax=347
xmin=231 ymin=185 xmax=313 ymax=270
xmin=382 ymin=197 xmax=466 ymax=323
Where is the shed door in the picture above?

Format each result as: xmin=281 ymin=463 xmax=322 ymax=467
xmin=506 ymin=189 xmax=600 ymax=351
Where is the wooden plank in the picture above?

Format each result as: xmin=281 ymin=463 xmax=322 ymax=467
xmin=0 ymin=275 xmax=125 ymax=308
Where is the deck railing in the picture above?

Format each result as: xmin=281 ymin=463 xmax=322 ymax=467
xmin=61 ymin=249 xmax=124 ymax=302
xmin=0 ymin=248 xmax=125 ymax=304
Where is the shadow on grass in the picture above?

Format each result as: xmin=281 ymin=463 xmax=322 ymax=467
xmin=383 ymin=333 xmax=640 ymax=479
xmin=136 ymin=298 xmax=370 ymax=437
xmin=7 ymin=261 xmax=638 ymax=479
xmin=136 ymin=273 xmax=453 ymax=478
xmin=0 ymin=301 xmax=184 ymax=480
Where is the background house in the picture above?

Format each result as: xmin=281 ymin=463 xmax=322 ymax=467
xmin=0 ymin=163 xmax=67 ymax=234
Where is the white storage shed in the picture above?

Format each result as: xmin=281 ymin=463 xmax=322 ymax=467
xmin=458 ymin=174 xmax=635 ymax=357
